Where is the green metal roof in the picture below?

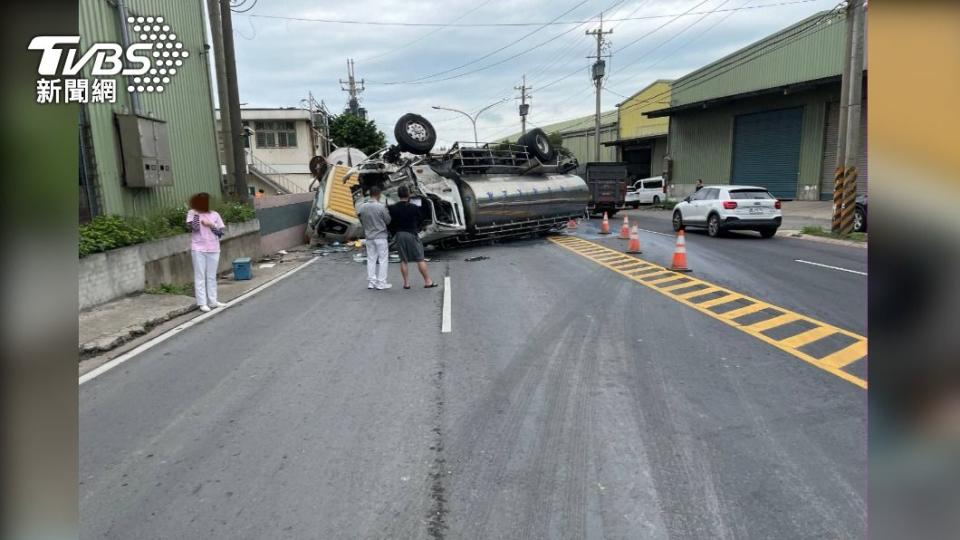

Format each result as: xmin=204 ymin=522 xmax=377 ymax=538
xmin=670 ymin=9 xmax=848 ymax=107
xmin=501 ymin=110 xmax=617 ymax=141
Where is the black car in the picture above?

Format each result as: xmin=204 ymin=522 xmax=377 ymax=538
xmin=854 ymin=194 xmax=867 ymax=233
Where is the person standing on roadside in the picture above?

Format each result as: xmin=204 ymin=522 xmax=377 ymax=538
xmin=388 ymin=185 xmax=438 ymax=290
xmin=695 ymin=179 xmax=704 ymax=192
xmin=356 ymin=186 xmax=392 ymax=290
xmin=186 ymin=193 xmax=226 ymax=312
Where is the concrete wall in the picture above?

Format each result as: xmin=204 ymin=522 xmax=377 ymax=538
xmin=254 ymin=193 xmax=314 ymax=254
xmin=79 ymin=220 xmax=260 ymax=310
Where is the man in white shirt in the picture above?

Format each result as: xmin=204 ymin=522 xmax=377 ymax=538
xmin=356 ymin=186 xmax=392 ymax=290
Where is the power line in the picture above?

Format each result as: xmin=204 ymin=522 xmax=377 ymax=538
xmin=239 ymin=1 xmax=819 ymax=27
xmin=360 ymin=0 xmax=498 ymax=63
xmin=609 ymin=0 xmax=735 ymax=79
xmin=367 ymin=0 xmax=590 ymax=85
xmin=230 ymin=0 xmax=258 ymax=13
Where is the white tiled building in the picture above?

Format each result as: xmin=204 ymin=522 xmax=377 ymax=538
xmin=215 ymin=108 xmax=324 ymax=194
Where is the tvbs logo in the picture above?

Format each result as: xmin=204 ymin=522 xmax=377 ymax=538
xmin=29 ymin=15 xmax=188 ymax=104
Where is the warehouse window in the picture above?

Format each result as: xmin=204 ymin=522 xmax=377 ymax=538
xmin=254 ymin=121 xmax=297 ymax=148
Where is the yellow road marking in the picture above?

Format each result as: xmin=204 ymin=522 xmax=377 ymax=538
xmin=660 ymin=281 xmax=696 ymax=292
xmin=549 ymin=236 xmax=867 ymax=389
xmin=779 ymin=326 xmax=837 ymax=348
xmin=744 ymin=313 xmax=800 ymax=333
xmin=647 ymin=275 xmax=685 ymax=285
xmin=820 ymin=341 xmax=868 ymax=369
xmin=677 ymin=287 xmax=721 ymax=299
xmin=719 ymin=303 xmax=768 ymax=320
xmin=696 ymin=296 xmax=740 ymax=310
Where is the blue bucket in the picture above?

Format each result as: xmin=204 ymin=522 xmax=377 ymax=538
xmin=232 ymin=257 xmax=253 ymax=280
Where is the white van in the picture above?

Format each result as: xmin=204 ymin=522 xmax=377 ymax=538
xmin=625 ymin=176 xmax=665 ymax=208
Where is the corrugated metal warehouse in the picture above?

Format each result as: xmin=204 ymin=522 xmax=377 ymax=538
xmin=79 ymin=0 xmax=222 ymax=220
xmin=607 ymin=80 xmax=672 ymax=181
xmin=646 ymin=9 xmax=867 ymax=200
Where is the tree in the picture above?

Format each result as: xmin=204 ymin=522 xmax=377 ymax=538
xmin=329 ymin=114 xmax=387 ymax=155
xmin=547 ymin=131 xmax=564 ymax=149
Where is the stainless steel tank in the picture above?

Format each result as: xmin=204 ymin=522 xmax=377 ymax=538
xmin=457 ymin=174 xmax=589 ymax=230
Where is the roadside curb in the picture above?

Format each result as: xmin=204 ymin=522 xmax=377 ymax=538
xmin=79 ymin=303 xmax=196 ymax=357
xmin=777 ymin=230 xmax=868 ymax=249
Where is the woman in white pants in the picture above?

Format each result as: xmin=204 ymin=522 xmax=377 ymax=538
xmin=186 ymin=193 xmax=226 ymax=312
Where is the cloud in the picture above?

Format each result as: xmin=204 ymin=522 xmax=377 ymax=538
xmin=225 ymin=0 xmax=840 ymax=145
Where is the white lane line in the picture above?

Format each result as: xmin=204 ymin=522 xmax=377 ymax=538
xmin=441 ymin=276 xmax=452 ymax=334
xmin=636 ymin=227 xmax=674 ymax=238
xmin=794 ymin=259 xmax=867 ymax=276
xmin=80 ymin=257 xmax=319 ymax=385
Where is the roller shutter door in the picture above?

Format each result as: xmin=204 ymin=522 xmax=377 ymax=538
xmin=731 ymin=107 xmax=803 ymax=199
xmin=820 ymin=100 xmax=868 ymax=199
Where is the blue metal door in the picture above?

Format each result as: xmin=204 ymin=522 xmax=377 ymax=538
xmin=731 ymin=107 xmax=803 ymax=199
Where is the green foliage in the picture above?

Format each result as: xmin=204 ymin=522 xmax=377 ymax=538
xmin=79 ymin=215 xmax=151 ymax=257
xmin=547 ymin=131 xmax=564 ymax=149
xmin=329 ymin=113 xmax=388 ymax=155
xmin=79 ymin=202 xmax=256 ymax=258
xmin=800 ymin=226 xmax=867 ymax=242
xmin=215 ymin=201 xmax=256 ymax=224
xmin=145 ymin=282 xmax=193 ymax=296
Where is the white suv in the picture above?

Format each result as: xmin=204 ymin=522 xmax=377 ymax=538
xmin=672 ymin=185 xmax=782 ymax=238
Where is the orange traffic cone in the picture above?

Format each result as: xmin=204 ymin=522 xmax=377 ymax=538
xmin=619 ymin=215 xmax=630 ymax=239
xmin=599 ymin=212 xmax=611 ymax=235
xmin=626 ymin=225 xmax=642 ymax=254
xmin=567 ymin=218 xmax=578 ymax=230
xmin=670 ymin=229 xmax=692 ymax=272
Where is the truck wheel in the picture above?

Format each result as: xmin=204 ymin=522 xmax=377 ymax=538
xmin=518 ymin=128 xmax=556 ymax=163
xmin=394 ymin=113 xmax=437 ymax=155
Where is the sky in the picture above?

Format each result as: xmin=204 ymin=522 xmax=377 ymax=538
xmin=222 ymin=0 xmax=841 ymax=148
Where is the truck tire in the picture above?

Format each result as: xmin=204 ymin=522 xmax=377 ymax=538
xmin=394 ymin=113 xmax=437 ymax=155
xmin=518 ymin=128 xmax=556 ymax=163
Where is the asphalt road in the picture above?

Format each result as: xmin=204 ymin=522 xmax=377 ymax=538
xmin=80 ymin=224 xmax=867 ymax=539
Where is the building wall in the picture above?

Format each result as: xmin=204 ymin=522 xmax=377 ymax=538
xmin=80 ymin=0 xmax=222 ymax=217
xmin=651 ymin=137 xmax=669 ymax=178
xmin=671 ymin=10 xmax=847 ymax=107
xmin=668 ymin=85 xmax=843 ymax=200
xmin=619 ymin=81 xmax=672 ymax=140
xmin=561 ymin=125 xmax=618 ymax=172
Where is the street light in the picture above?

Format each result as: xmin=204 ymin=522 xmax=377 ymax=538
xmin=432 ymin=98 xmax=508 ymax=147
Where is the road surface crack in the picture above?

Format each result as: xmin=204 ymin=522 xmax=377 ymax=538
xmin=426 ymin=363 xmax=448 ymax=539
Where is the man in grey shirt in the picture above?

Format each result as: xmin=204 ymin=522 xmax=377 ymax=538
xmin=356 ymin=186 xmax=392 ymax=290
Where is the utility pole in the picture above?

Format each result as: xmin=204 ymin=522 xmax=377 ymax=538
xmin=833 ymin=0 xmax=865 ymax=234
xmin=587 ymin=14 xmax=612 ymax=162
xmin=515 ymin=74 xmax=532 ymax=136
xmin=218 ymin=0 xmax=249 ymax=202
xmin=339 ymin=59 xmax=366 ymax=118
xmin=207 ymin=0 xmax=234 ymax=194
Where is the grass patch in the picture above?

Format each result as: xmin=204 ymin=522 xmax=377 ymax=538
xmin=800 ymin=226 xmax=867 ymax=242
xmin=145 ymin=283 xmax=193 ymax=296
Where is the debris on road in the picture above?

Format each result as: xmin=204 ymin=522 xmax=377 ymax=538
xmin=464 ymin=256 xmax=490 ymax=262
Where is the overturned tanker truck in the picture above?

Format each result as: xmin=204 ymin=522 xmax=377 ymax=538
xmin=307 ymin=113 xmax=589 ymax=249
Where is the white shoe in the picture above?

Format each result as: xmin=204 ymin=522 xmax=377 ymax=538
xmin=198 ymin=305 xmax=212 ymax=313
xmin=368 ymin=284 xmax=376 ymax=290
xmin=376 ymin=283 xmax=393 ymax=290
xmin=209 ymin=302 xmax=227 ymax=308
